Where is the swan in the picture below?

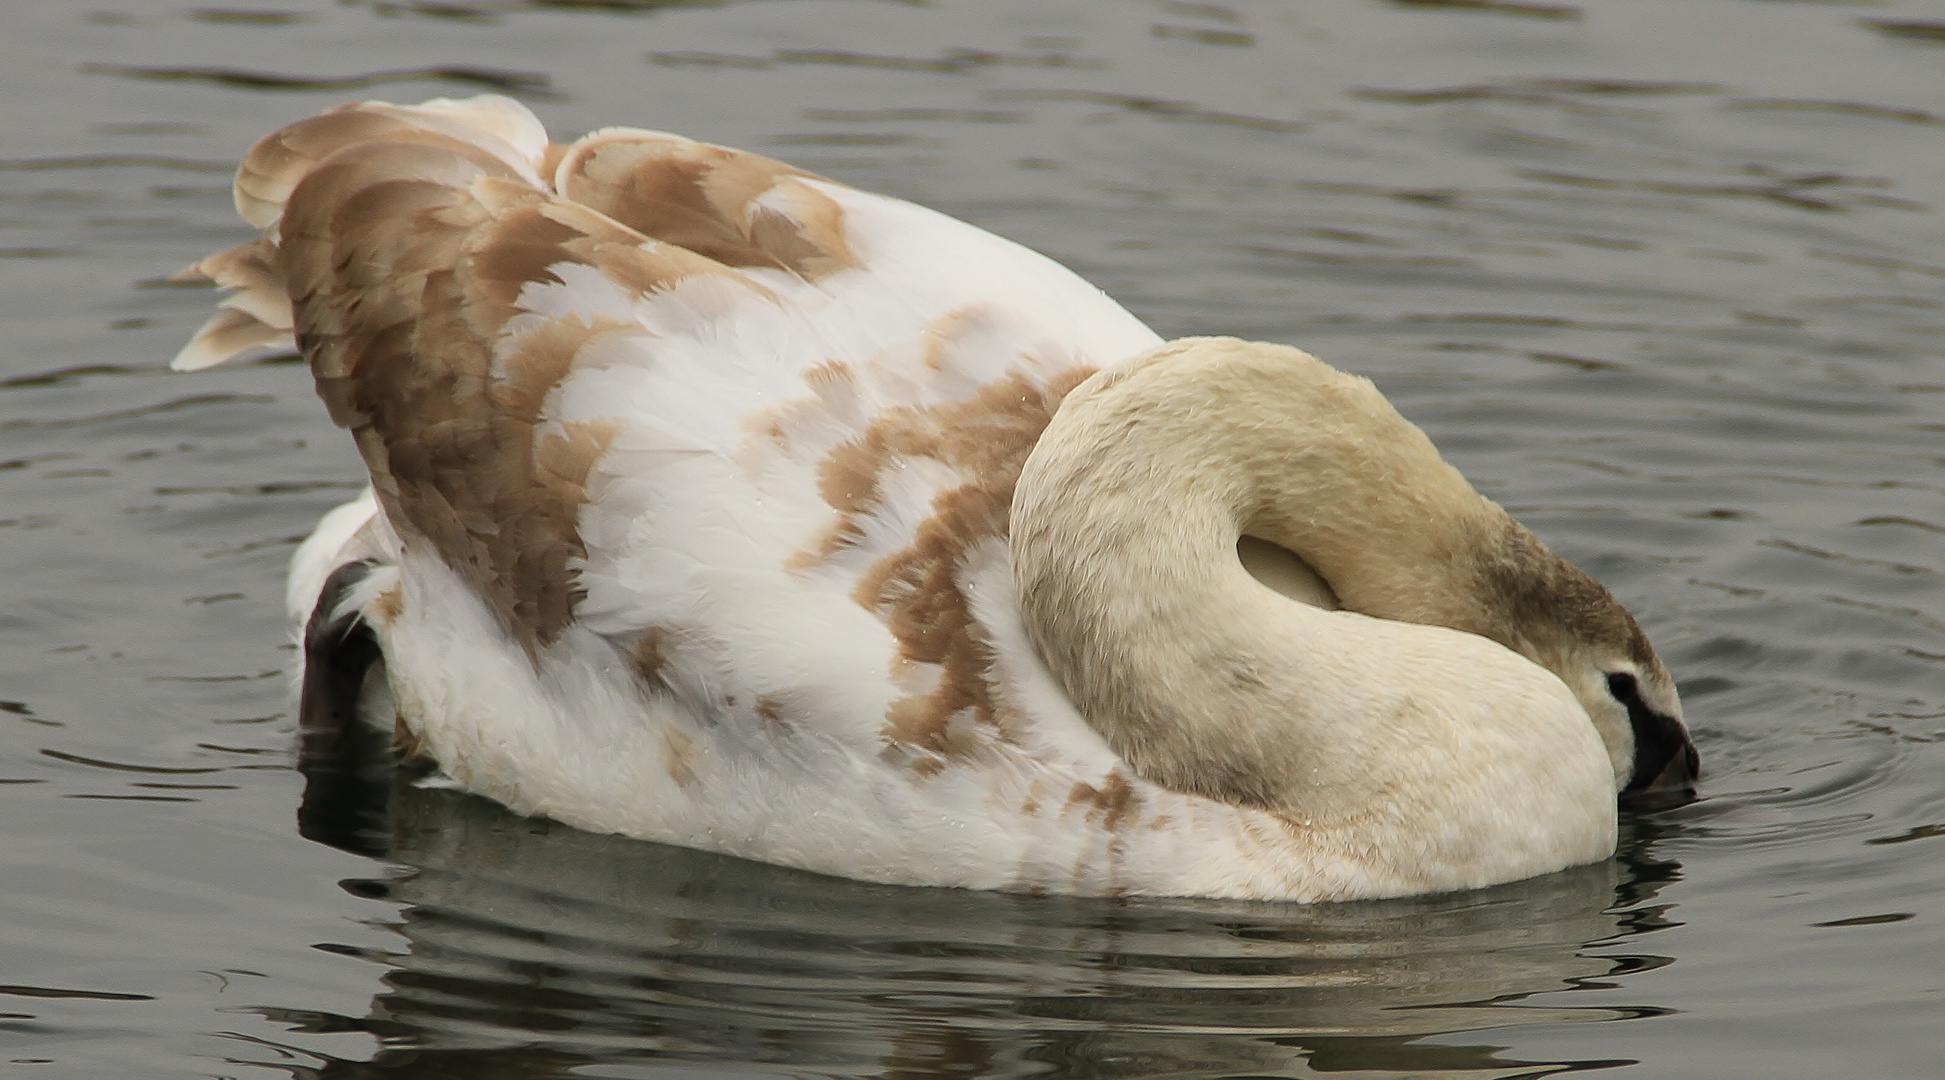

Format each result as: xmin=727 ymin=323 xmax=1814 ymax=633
xmin=172 ymin=94 xmax=1696 ymax=901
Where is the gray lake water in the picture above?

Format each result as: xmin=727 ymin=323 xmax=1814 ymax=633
xmin=3 ymin=1 xmax=1943 ymax=1076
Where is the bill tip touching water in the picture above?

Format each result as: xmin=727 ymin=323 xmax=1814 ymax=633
xmin=171 ymin=93 xmax=1696 ymax=901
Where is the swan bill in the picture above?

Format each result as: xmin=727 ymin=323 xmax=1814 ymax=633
xmin=1611 ymin=672 xmax=1699 ymax=809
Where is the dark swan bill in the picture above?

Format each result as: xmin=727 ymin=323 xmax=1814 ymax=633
xmin=1608 ymin=672 xmax=1700 ymax=811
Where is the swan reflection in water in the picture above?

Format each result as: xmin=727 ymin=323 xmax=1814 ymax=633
xmin=247 ymin=692 xmax=1684 ymax=1080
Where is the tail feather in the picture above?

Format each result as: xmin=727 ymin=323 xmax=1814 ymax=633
xmin=173 ymin=95 xmax=553 ymax=372
xmin=235 ymin=95 xmax=548 ymax=233
xmin=169 ymin=238 xmax=294 ymax=371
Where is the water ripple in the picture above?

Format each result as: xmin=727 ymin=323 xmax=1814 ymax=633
xmin=245 ymin=785 xmax=1678 ymax=1077
xmin=39 ymin=749 xmax=224 ymax=775
xmin=1 ymin=393 xmax=275 ymax=430
xmin=1860 ymin=18 xmax=1945 ymax=43
xmin=0 ymin=155 xmax=231 ymax=173
xmin=7 ymin=0 xmax=1945 ymax=1074
xmin=80 ymin=62 xmax=553 ymax=95
xmin=1354 ymin=78 xmax=1725 ymax=106
xmin=1388 ymin=0 xmax=1582 ymax=17
xmin=986 ymin=89 xmax=1312 ymax=132
xmin=0 ymin=984 xmax=154 ymax=1002
xmin=1729 ymin=98 xmax=1943 ymax=126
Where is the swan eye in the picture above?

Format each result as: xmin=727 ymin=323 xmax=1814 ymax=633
xmin=1604 ymin=671 xmax=1640 ymax=704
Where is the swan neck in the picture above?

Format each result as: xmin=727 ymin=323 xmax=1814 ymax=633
xmin=1009 ymin=338 xmax=1510 ymax=815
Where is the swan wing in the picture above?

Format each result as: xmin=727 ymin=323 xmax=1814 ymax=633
xmin=184 ymin=94 xmax=1161 ymax=776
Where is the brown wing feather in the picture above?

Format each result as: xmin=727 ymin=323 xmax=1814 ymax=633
xmin=171 ymin=238 xmax=290 ymax=327
xmin=556 ymin=131 xmax=856 ymax=279
xmin=237 ymin=108 xmax=455 ymax=231
xmin=187 ymin=105 xmax=867 ymax=651
xmin=168 ymin=239 xmax=294 ymax=370
xmin=276 ymin=129 xmax=740 ymax=652
xmin=235 ymin=99 xmax=545 ymax=231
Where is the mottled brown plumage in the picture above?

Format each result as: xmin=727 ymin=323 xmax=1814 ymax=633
xmin=558 ymin=131 xmax=856 ymax=278
xmin=179 ymin=101 xmax=874 ymax=653
xmin=803 ymin=365 xmax=1098 ymax=759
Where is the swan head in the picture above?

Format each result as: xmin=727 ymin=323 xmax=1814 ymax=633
xmin=1456 ymin=536 xmax=1697 ymax=806
xmin=1600 ymin=663 xmax=1698 ymax=809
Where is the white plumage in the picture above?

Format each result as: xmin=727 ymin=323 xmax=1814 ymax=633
xmin=176 ymin=95 xmax=1693 ymax=901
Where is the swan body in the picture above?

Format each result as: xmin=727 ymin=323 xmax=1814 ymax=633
xmin=176 ymin=95 xmax=1694 ymax=901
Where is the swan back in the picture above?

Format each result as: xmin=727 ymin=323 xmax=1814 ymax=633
xmin=171 ymin=95 xmax=1162 ymax=662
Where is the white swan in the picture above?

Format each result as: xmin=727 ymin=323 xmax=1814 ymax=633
xmin=173 ymin=95 xmax=1695 ymax=901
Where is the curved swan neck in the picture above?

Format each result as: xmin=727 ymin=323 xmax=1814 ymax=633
xmin=1009 ymin=338 xmax=1545 ymax=819
xmin=1013 ymin=336 xmax=1507 ymax=634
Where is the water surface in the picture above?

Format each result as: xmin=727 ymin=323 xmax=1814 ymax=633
xmin=2 ymin=1 xmax=1942 ymax=1077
